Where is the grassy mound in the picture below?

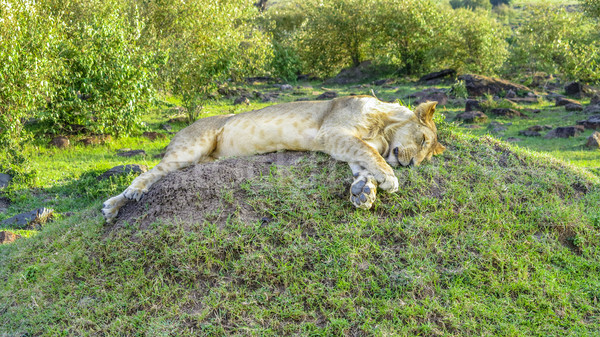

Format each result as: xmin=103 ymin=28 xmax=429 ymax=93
xmin=1 ymin=125 xmax=599 ymax=336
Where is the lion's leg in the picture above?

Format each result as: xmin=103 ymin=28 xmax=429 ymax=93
xmin=102 ymin=136 xmax=218 ymax=222
xmin=348 ymin=163 xmax=378 ymax=209
xmin=317 ymin=132 xmax=399 ymax=192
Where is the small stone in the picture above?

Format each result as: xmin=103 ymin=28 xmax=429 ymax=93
xmin=0 ymin=231 xmax=21 ymax=244
xmin=116 ymin=149 xmax=146 ymax=157
xmin=544 ymin=126 xmax=585 ymax=139
xmin=1 ymin=208 xmax=54 ymax=229
xmin=555 ymin=97 xmax=581 ymax=107
xmin=577 ymin=115 xmax=600 ymax=130
xmin=505 ymin=89 xmax=516 ymax=98
xmin=585 ymin=131 xmax=600 ymax=148
xmin=465 ymin=99 xmax=481 ymax=112
xmin=97 ymin=164 xmax=148 ymax=181
xmin=279 ymin=84 xmax=293 ymax=90
xmin=316 ymin=91 xmax=338 ymax=100
xmin=490 ymin=108 xmax=524 ymax=118
xmin=455 ymin=111 xmax=488 ymax=123
xmin=564 ymin=103 xmax=583 ymax=111
xmin=506 ymin=137 xmax=522 ymax=142
xmin=0 ymin=173 xmax=11 ymax=189
xmin=519 ymin=130 xmax=541 ymax=137
xmin=161 ymin=124 xmax=172 ymax=132
xmin=142 ymin=132 xmax=166 ymax=141
xmin=233 ymin=96 xmax=250 ymax=105
xmin=50 ymin=136 xmax=70 ymax=149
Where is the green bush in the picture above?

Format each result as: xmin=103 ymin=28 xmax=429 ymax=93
xmin=374 ymin=0 xmax=447 ymax=75
xmin=0 ymin=1 xmax=58 ymax=178
xmin=580 ymin=0 xmax=600 ymax=18
xmin=441 ymin=8 xmax=509 ymax=74
xmin=449 ymin=0 xmax=492 ymax=10
xmin=508 ymin=5 xmax=600 ymax=81
xmin=292 ymin=0 xmax=377 ymax=77
xmin=137 ymin=0 xmax=271 ymax=121
xmin=41 ymin=13 xmax=156 ymax=136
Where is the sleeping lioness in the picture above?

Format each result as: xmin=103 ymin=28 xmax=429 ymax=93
xmin=102 ymin=95 xmax=445 ymax=222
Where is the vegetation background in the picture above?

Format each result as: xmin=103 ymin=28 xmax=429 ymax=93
xmin=1 ymin=0 xmax=600 ymax=335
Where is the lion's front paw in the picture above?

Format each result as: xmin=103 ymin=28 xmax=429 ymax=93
xmin=102 ymin=195 xmax=125 ymax=223
xmin=123 ymin=186 xmax=147 ymax=201
xmin=350 ymin=175 xmax=377 ymax=210
xmin=378 ymin=173 xmax=399 ymax=193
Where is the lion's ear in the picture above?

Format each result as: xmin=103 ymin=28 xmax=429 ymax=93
xmin=433 ymin=142 xmax=446 ymax=155
xmin=415 ymin=101 xmax=437 ymax=124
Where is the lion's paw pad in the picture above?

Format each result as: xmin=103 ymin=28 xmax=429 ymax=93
xmin=350 ymin=176 xmax=377 ymax=210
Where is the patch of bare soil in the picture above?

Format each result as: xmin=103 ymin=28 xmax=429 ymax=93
xmin=110 ymin=152 xmax=317 ymax=231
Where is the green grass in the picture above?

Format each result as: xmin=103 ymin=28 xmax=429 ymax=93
xmin=1 ymin=80 xmax=599 ymax=335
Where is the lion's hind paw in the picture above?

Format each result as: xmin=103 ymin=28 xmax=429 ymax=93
xmin=350 ymin=175 xmax=377 ymax=210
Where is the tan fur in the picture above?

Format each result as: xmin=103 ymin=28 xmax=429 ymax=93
xmin=102 ymin=96 xmax=445 ymax=221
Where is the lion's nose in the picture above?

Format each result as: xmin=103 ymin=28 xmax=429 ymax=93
xmin=393 ymin=147 xmax=399 ymax=156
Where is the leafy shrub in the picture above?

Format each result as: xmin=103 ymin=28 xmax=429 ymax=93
xmin=41 ymin=13 xmax=156 ymax=136
xmin=138 ymin=0 xmax=271 ymax=121
xmin=508 ymin=5 xmax=600 ymax=81
xmin=580 ymin=0 xmax=600 ymax=18
xmin=0 ymin=1 xmax=58 ymax=178
xmin=292 ymin=0 xmax=377 ymax=77
xmin=374 ymin=0 xmax=447 ymax=75
xmin=490 ymin=0 xmax=512 ymax=6
xmin=449 ymin=0 xmax=492 ymax=10
xmin=441 ymin=8 xmax=509 ymax=74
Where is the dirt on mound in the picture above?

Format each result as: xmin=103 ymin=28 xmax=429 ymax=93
xmin=110 ymin=152 xmax=335 ymax=230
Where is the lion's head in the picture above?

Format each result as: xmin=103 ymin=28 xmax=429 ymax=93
xmin=384 ymin=101 xmax=446 ymax=167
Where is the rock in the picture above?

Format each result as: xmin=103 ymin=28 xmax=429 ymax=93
xmin=586 ymin=131 xmax=600 ymax=148
xmin=97 ymin=164 xmax=148 ymax=181
xmin=373 ymin=78 xmax=394 ymax=86
xmin=116 ymin=149 xmax=146 ymax=157
xmin=245 ymin=76 xmax=276 ymax=84
xmin=488 ymin=121 xmax=512 ymax=133
xmin=544 ymin=126 xmax=585 ymax=139
xmin=490 ymin=108 xmax=524 ymax=118
xmin=419 ymin=69 xmax=456 ymax=82
xmin=0 ymin=197 xmax=10 ymax=213
xmin=458 ymin=74 xmax=532 ymax=97
xmin=455 ymin=111 xmax=488 ymax=123
xmin=324 ymin=60 xmax=373 ymax=85
xmin=316 ymin=91 xmax=338 ymax=100
xmin=505 ymin=89 xmax=516 ymax=98
xmin=161 ymin=124 xmax=172 ymax=132
xmin=527 ymin=125 xmax=552 ymax=132
xmin=167 ymin=116 xmax=188 ymax=123
xmin=408 ymin=88 xmax=449 ymax=106
xmin=555 ymin=97 xmax=581 ymax=107
xmin=506 ymin=97 xmax=539 ymax=104
xmin=564 ymin=81 xmax=598 ymax=98
xmin=50 ymin=136 xmax=70 ymax=149
xmin=233 ymin=96 xmax=250 ymax=105
xmin=465 ymin=99 xmax=481 ymax=112
xmin=583 ymin=105 xmax=600 ymax=115
xmin=0 ymin=173 xmax=11 ymax=189
xmin=506 ymin=137 xmax=522 ymax=142
xmin=577 ymin=115 xmax=600 ymax=130
xmin=142 ymin=132 xmax=166 ymax=141
xmin=564 ymin=103 xmax=583 ymax=111
xmin=0 ymin=231 xmax=21 ymax=244
xmin=591 ymin=94 xmax=600 ymax=105
xmin=1 ymin=208 xmax=53 ymax=229
xmin=519 ymin=130 xmax=541 ymax=137
xmin=279 ymin=84 xmax=293 ymax=91
xmin=218 ymin=86 xmax=250 ymax=99
xmin=80 ymin=135 xmax=111 ymax=146
xmin=254 ymin=91 xmax=279 ymax=103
